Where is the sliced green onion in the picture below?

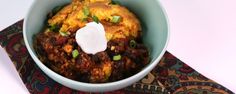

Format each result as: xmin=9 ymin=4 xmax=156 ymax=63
xmin=49 ymin=24 xmax=60 ymax=32
xmin=83 ymin=6 xmax=90 ymax=16
xmin=72 ymin=49 xmax=79 ymax=58
xmin=113 ymin=54 xmax=121 ymax=61
xmin=52 ymin=6 xmax=63 ymax=14
xmin=82 ymin=17 xmax=88 ymax=22
xmin=129 ymin=40 xmax=137 ymax=48
xmin=45 ymin=29 xmax=51 ymax=33
xmin=111 ymin=16 xmax=121 ymax=23
xmin=92 ymin=15 xmax=99 ymax=23
xmin=59 ymin=31 xmax=69 ymax=36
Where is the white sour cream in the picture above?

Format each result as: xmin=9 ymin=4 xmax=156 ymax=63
xmin=75 ymin=22 xmax=107 ymax=55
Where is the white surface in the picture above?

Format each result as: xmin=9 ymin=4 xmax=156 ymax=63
xmin=0 ymin=0 xmax=236 ymax=93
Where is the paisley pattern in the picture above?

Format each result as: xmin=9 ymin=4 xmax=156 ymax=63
xmin=0 ymin=20 xmax=234 ymax=94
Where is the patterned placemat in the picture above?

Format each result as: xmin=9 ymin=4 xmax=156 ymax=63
xmin=0 ymin=20 xmax=234 ymax=94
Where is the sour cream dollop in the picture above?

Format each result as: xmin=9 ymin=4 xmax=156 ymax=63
xmin=75 ymin=22 xmax=107 ymax=55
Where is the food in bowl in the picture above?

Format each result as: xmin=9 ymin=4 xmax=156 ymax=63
xmin=34 ymin=0 xmax=150 ymax=83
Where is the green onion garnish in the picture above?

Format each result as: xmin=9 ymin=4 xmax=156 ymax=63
xmin=92 ymin=15 xmax=99 ymax=23
xmin=111 ymin=16 xmax=121 ymax=23
xmin=83 ymin=6 xmax=90 ymax=16
xmin=129 ymin=40 xmax=137 ymax=48
xmin=113 ymin=54 xmax=121 ymax=61
xmin=72 ymin=49 xmax=79 ymax=58
xmin=82 ymin=18 xmax=88 ymax=22
xmin=59 ymin=31 xmax=69 ymax=36
xmin=49 ymin=24 xmax=60 ymax=32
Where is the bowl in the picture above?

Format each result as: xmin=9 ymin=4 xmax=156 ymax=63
xmin=23 ymin=0 xmax=169 ymax=92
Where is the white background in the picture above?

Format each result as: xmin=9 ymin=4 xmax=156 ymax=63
xmin=0 ymin=0 xmax=236 ymax=93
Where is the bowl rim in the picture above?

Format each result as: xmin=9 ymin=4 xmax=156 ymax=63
xmin=23 ymin=0 xmax=170 ymax=92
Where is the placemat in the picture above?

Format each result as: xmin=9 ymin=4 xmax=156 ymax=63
xmin=0 ymin=20 xmax=234 ymax=94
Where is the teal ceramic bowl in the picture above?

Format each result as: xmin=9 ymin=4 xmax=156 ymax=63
xmin=23 ymin=0 xmax=169 ymax=92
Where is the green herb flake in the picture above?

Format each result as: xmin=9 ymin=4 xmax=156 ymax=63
xmin=129 ymin=40 xmax=137 ymax=48
xmin=111 ymin=16 xmax=121 ymax=23
xmin=59 ymin=31 xmax=69 ymax=36
xmin=83 ymin=6 xmax=90 ymax=16
xmin=113 ymin=54 xmax=122 ymax=61
xmin=92 ymin=15 xmax=100 ymax=23
xmin=72 ymin=49 xmax=79 ymax=58
xmin=82 ymin=17 xmax=88 ymax=22
xmin=49 ymin=24 xmax=60 ymax=32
